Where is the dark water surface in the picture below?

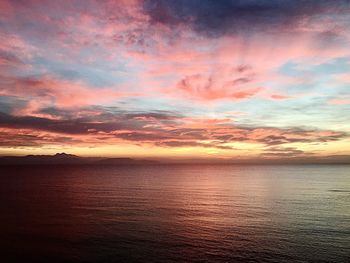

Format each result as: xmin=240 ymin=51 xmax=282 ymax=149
xmin=1 ymin=165 xmax=349 ymax=262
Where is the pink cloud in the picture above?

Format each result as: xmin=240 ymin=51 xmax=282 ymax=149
xmin=0 ymin=33 xmax=36 ymax=67
xmin=270 ymin=94 xmax=292 ymax=100
xmin=328 ymin=98 xmax=350 ymax=105
xmin=0 ymin=75 xmax=141 ymax=114
xmin=335 ymin=74 xmax=350 ymax=83
xmin=3 ymin=0 xmax=348 ymax=104
xmin=126 ymin=26 xmax=350 ymax=102
xmin=176 ymin=73 xmax=263 ymax=101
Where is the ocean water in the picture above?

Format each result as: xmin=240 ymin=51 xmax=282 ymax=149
xmin=0 ymin=165 xmax=349 ymax=263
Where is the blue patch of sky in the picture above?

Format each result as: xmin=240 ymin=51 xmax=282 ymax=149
xmin=28 ymin=55 xmax=140 ymax=87
xmin=214 ymin=95 xmax=349 ymax=130
xmin=279 ymin=56 xmax=350 ymax=77
xmin=0 ymin=96 xmax=27 ymax=114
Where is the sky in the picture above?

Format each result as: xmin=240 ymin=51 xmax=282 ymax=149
xmin=0 ymin=0 xmax=350 ymax=160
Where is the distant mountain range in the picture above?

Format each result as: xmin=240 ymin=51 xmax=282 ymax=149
xmin=0 ymin=153 xmax=158 ymax=165
xmin=0 ymin=153 xmax=349 ymax=165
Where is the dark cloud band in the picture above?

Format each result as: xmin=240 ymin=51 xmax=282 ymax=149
xmin=143 ymin=0 xmax=350 ymax=36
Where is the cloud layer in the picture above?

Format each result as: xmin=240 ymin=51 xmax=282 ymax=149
xmin=0 ymin=0 xmax=349 ymax=158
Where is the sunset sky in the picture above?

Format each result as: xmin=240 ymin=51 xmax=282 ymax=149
xmin=0 ymin=0 xmax=350 ymax=159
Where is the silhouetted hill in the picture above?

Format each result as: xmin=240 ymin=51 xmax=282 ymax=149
xmin=0 ymin=153 xmax=349 ymax=166
xmin=0 ymin=153 xmax=85 ymax=165
xmin=0 ymin=153 xmax=158 ymax=165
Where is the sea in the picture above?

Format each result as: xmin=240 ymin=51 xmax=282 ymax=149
xmin=0 ymin=165 xmax=349 ymax=262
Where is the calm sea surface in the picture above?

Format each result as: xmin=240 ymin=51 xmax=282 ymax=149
xmin=0 ymin=165 xmax=349 ymax=262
